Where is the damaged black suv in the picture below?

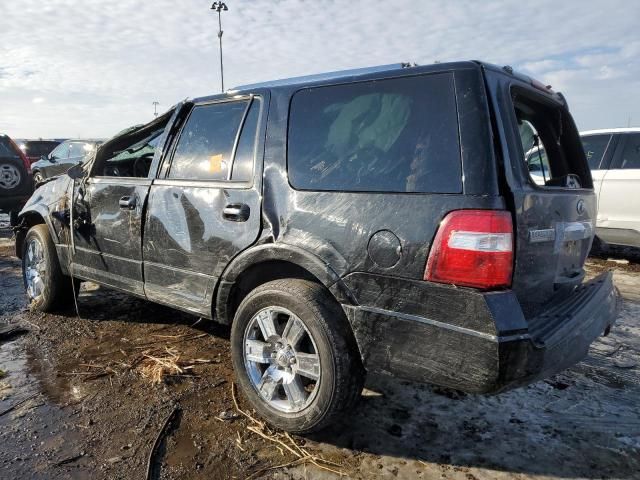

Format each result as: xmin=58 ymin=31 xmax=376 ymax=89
xmin=16 ymin=61 xmax=618 ymax=433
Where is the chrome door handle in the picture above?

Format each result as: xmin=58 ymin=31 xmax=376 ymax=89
xmin=119 ymin=196 xmax=136 ymax=210
xmin=222 ymin=203 xmax=250 ymax=222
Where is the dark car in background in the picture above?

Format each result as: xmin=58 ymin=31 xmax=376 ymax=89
xmin=17 ymin=139 xmax=60 ymax=165
xmin=0 ymin=134 xmax=33 ymax=223
xmin=31 ymin=139 xmax=102 ymax=186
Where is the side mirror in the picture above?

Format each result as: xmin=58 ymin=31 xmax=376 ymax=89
xmin=67 ymin=163 xmax=85 ymax=180
xmin=49 ymin=155 xmax=57 ymax=163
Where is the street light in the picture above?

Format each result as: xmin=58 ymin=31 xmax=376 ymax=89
xmin=211 ymin=2 xmax=228 ymax=93
xmin=152 ymin=101 xmax=160 ymax=118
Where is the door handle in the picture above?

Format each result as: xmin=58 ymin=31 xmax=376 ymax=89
xmin=222 ymin=203 xmax=250 ymax=222
xmin=119 ymin=196 xmax=137 ymax=210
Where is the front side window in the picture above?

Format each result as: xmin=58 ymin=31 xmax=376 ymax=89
xmin=617 ymin=134 xmax=640 ymax=170
xmin=102 ymin=130 xmax=163 ymax=178
xmin=287 ymin=73 xmax=462 ymax=193
xmin=168 ymin=101 xmax=248 ymax=181
xmin=581 ymin=134 xmax=611 ymax=170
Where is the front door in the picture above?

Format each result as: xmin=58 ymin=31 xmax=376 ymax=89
xmin=142 ymin=95 xmax=265 ymax=316
xmin=70 ymin=119 xmax=171 ymax=294
xmin=71 ymin=177 xmax=150 ymax=295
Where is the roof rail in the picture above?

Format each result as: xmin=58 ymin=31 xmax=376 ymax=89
xmin=229 ymin=63 xmax=409 ymax=92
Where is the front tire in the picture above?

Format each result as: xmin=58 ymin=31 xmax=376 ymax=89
xmin=22 ymin=224 xmax=79 ymax=312
xmin=33 ymin=171 xmax=44 ymax=188
xmin=231 ymin=279 xmax=364 ymax=433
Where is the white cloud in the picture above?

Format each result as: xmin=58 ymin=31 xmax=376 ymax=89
xmin=1 ymin=0 xmax=639 ymax=137
xmin=31 ymin=97 xmax=45 ymax=104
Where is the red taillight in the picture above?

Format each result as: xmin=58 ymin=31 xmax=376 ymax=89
xmin=8 ymin=138 xmax=31 ymax=174
xmin=425 ymin=210 xmax=513 ymax=290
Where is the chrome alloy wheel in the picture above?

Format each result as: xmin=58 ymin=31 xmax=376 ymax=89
xmin=0 ymin=164 xmax=21 ymax=189
xmin=243 ymin=307 xmax=321 ymax=413
xmin=24 ymin=237 xmax=46 ymax=300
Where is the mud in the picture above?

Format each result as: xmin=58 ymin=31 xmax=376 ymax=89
xmin=1 ymin=222 xmax=639 ymax=479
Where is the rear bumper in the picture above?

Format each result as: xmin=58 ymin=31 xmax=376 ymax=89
xmin=341 ymin=271 xmax=618 ymax=394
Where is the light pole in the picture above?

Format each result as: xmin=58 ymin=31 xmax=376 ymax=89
xmin=211 ymin=2 xmax=228 ymax=93
xmin=152 ymin=101 xmax=160 ymax=118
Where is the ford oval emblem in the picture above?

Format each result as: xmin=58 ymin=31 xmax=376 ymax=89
xmin=576 ymin=199 xmax=585 ymax=215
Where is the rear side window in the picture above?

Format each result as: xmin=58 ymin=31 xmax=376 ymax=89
xmin=0 ymin=137 xmax=20 ymax=158
xmin=231 ymin=99 xmax=261 ymax=182
xmin=581 ymin=134 xmax=611 ymax=169
xmin=287 ymin=73 xmax=462 ymax=193
xmin=168 ymin=101 xmax=248 ymax=181
xmin=617 ymin=134 xmax=640 ymax=170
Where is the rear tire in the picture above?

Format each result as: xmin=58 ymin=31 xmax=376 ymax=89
xmin=231 ymin=279 xmax=364 ymax=433
xmin=22 ymin=224 xmax=79 ymax=312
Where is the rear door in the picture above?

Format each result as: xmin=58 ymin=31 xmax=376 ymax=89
xmin=597 ymin=133 xmax=640 ymax=246
xmin=485 ymin=70 xmax=596 ymax=317
xmin=142 ymin=95 xmax=266 ymax=316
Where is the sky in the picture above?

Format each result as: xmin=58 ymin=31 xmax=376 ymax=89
xmin=1 ymin=0 xmax=639 ymax=139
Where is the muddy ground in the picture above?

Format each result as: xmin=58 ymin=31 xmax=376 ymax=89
xmin=1 ymin=222 xmax=639 ymax=480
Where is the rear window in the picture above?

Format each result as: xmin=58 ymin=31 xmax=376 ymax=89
xmin=514 ymin=91 xmax=590 ymax=188
xmin=287 ymin=73 xmax=462 ymax=193
xmin=0 ymin=137 xmax=19 ymax=158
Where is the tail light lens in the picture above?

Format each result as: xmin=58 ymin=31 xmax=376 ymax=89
xmin=424 ymin=210 xmax=513 ymax=290
xmin=8 ymin=138 xmax=31 ymax=174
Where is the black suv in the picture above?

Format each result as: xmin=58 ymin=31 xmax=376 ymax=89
xmin=0 ymin=134 xmax=34 ymax=224
xmin=15 ymin=61 xmax=618 ymax=433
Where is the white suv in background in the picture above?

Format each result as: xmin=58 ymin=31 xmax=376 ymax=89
xmin=524 ymin=128 xmax=640 ymax=249
xmin=582 ymin=128 xmax=640 ymax=249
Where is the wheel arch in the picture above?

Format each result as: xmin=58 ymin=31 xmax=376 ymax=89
xmin=15 ymin=207 xmax=57 ymax=259
xmin=214 ymin=243 xmax=356 ymax=326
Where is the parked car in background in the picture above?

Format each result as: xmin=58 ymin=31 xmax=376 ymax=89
xmin=17 ymin=139 xmax=61 ymax=165
xmin=15 ymin=61 xmax=618 ymax=433
xmin=0 ymin=134 xmax=33 ymax=224
xmin=581 ymin=128 xmax=640 ymax=249
xmin=527 ymin=129 xmax=640 ymax=250
xmin=31 ymin=139 xmax=102 ymax=187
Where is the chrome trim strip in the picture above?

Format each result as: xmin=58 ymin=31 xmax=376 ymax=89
xmin=358 ymin=305 xmax=530 ymax=342
xmin=144 ymin=260 xmax=214 ymax=279
xmin=151 ymin=178 xmax=251 ymax=189
xmin=88 ymin=177 xmax=152 ymax=186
